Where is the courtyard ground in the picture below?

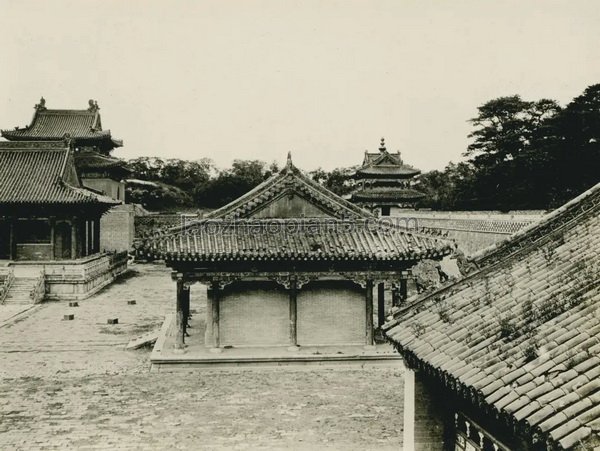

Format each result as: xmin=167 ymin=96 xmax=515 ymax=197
xmin=0 ymin=264 xmax=405 ymax=450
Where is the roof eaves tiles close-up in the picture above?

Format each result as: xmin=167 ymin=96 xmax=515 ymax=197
xmin=383 ymin=182 xmax=600 ymax=450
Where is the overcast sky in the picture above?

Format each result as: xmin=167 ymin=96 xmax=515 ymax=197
xmin=1 ymin=0 xmax=599 ymax=171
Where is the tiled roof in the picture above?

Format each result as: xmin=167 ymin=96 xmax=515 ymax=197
xmin=356 ymin=140 xmax=421 ymax=178
xmin=0 ymin=141 xmax=120 ymax=206
xmin=356 ymin=163 xmax=421 ymax=177
xmin=383 ymin=183 xmax=600 ymax=450
xmin=351 ymin=187 xmax=426 ymax=201
xmin=75 ymin=150 xmax=130 ymax=173
xmin=206 ymin=153 xmax=373 ymax=220
xmin=1 ymin=100 xmax=122 ymax=149
xmin=142 ymin=218 xmax=453 ymax=263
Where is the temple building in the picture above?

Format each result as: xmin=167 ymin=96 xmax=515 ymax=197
xmin=351 ymin=138 xmax=425 ymax=216
xmin=0 ymin=139 xmax=128 ymax=301
xmin=1 ymin=98 xmax=133 ymax=252
xmin=142 ymin=154 xmax=451 ymax=365
xmin=383 ymin=182 xmax=600 ymax=450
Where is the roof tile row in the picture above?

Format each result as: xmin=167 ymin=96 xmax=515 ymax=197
xmin=384 ymin=183 xmax=600 ymax=449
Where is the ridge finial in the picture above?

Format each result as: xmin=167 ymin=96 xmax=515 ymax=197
xmin=35 ymin=97 xmax=46 ymax=111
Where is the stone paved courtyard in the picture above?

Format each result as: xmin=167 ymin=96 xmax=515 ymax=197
xmin=0 ymin=264 xmax=405 ymax=450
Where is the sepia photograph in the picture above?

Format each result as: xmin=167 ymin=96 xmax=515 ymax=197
xmin=0 ymin=1 xmax=599 ymax=450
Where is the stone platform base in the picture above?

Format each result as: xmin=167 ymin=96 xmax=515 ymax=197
xmin=10 ymin=251 xmax=129 ymax=301
xmin=150 ymin=314 xmax=402 ymax=371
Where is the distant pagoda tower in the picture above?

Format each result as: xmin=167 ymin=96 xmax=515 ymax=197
xmin=350 ymin=138 xmax=425 ymax=216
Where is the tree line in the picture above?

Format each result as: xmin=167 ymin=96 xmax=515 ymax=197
xmin=125 ymin=157 xmax=355 ymax=211
xmin=126 ymin=83 xmax=599 ymax=212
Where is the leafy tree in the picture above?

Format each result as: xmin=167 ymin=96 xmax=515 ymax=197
xmin=417 ymin=162 xmax=477 ymax=210
xmin=465 ymin=96 xmax=561 ymax=209
xmin=309 ymin=166 xmax=356 ymax=196
xmin=193 ymin=160 xmax=279 ymax=208
xmin=160 ymin=158 xmax=214 ymax=192
xmin=126 ymin=180 xmax=192 ymax=211
xmin=546 ymin=84 xmax=600 ymax=206
xmin=127 ymin=157 xmax=166 ymax=181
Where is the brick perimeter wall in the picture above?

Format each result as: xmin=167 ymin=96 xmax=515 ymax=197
xmin=392 ymin=210 xmax=546 ymax=256
xmin=100 ymin=204 xmax=135 ymax=253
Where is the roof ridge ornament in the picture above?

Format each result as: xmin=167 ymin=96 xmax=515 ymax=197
xmin=285 ymin=151 xmax=293 ymax=171
xmin=35 ymin=97 xmax=46 ymax=111
xmin=379 ymin=137 xmax=386 ymax=152
xmin=88 ymin=99 xmax=99 ymax=112
xmin=63 ymin=133 xmax=73 ymax=147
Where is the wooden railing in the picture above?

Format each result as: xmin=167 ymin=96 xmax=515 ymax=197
xmin=0 ymin=267 xmax=14 ymax=304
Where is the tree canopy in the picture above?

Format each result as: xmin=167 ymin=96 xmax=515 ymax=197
xmin=418 ymin=84 xmax=600 ymax=210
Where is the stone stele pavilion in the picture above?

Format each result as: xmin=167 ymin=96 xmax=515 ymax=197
xmin=143 ymin=154 xmax=452 ymax=367
xmin=351 ymin=138 xmax=426 ymax=216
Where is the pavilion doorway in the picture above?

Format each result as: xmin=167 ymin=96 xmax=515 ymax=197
xmin=54 ymin=222 xmax=72 ymax=259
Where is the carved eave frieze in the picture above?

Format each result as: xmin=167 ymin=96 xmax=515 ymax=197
xmin=179 ymin=269 xmax=412 ymax=290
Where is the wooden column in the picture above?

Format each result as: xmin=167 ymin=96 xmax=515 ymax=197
xmin=9 ymin=218 xmax=16 ymax=260
xmin=289 ymin=278 xmax=298 ymax=346
xmin=392 ymin=283 xmax=400 ymax=307
xmin=85 ymin=220 xmax=90 ymax=256
xmin=175 ymin=275 xmax=185 ymax=350
xmin=89 ymin=220 xmax=95 ymax=254
xmin=71 ymin=218 xmax=77 ymax=259
xmin=400 ymin=275 xmax=408 ymax=305
xmin=182 ymin=284 xmax=190 ymax=340
xmin=205 ymin=284 xmax=213 ymax=347
xmin=365 ymin=279 xmax=374 ymax=345
xmin=207 ymin=282 xmax=220 ymax=348
xmin=93 ymin=217 xmax=101 ymax=253
xmin=377 ymin=282 xmax=385 ymax=327
xmin=49 ymin=217 xmax=56 ymax=260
